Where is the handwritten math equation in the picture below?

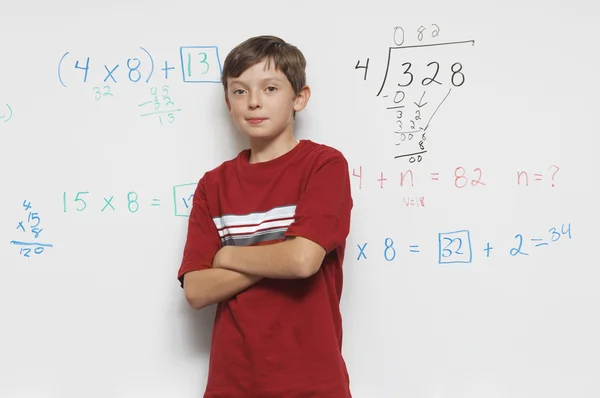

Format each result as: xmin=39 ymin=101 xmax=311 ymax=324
xmin=10 ymin=200 xmax=53 ymax=258
xmin=0 ymin=103 xmax=12 ymax=123
xmin=57 ymin=45 xmax=222 ymax=88
xmin=355 ymin=222 xmax=572 ymax=264
xmin=89 ymin=83 xmax=181 ymax=125
xmin=61 ymin=183 xmax=196 ymax=217
xmin=354 ymin=24 xmax=475 ymax=163
xmin=138 ymin=84 xmax=182 ymax=125
xmin=351 ymin=165 xmax=561 ymax=189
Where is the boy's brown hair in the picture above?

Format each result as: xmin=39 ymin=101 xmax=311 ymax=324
xmin=221 ymin=35 xmax=306 ymax=97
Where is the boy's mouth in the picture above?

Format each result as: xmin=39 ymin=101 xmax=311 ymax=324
xmin=246 ymin=118 xmax=267 ymax=125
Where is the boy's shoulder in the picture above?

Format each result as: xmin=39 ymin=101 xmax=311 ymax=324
xmin=302 ymin=139 xmax=348 ymax=161
xmin=298 ymin=140 xmax=350 ymax=174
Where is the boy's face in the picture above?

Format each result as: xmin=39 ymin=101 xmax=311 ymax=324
xmin=225 ymin=59 xmax=309 ymax=142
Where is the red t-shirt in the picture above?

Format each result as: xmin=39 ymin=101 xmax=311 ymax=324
xmin=178 ymin=139 xmax=353 ymax=398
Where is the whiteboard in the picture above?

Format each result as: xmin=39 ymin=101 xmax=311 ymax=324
xmin=1 ymin=1 xmax=599 ymax=397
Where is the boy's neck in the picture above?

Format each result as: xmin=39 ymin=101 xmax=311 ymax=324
xmin=248 ymin=132 xmax=300 ymax=164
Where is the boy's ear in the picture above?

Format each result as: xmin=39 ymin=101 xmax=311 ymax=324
xmin=293 ymin=85 xmax=311 ymax=112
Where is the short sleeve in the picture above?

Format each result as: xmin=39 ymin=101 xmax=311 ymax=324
xmin=284 ymin=153 xmax=353 ymax=254
xmin=177 ymin=175 xmax=223 ymax=288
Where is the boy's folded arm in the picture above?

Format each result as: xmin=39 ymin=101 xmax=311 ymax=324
xmin=183 ymin=268 xmax=262 ymax=310
xmin=213 ymin=236 xmax=326 ymax=279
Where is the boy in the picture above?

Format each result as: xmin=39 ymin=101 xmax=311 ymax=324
xmin=177 ymin=35 xmax=353 ymax=398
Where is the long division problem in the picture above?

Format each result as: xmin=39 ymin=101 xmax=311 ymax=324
xmin=354 ymin=24 xmax=475 ymax=163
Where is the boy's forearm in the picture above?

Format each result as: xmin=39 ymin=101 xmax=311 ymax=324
xmin=213 ymin=240 xmax=308 ymax=279
xmin=183 ymin=268 xmax=262 ymax=310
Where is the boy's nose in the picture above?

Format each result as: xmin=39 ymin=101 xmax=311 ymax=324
xmin=248 ymin=93 xmax=261 ymax=109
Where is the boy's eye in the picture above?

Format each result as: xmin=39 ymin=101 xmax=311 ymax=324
xmin=265 ymin=86 xmax=277 ymax=92
xmin=233 ymin=89 xmax=245 ymax=95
